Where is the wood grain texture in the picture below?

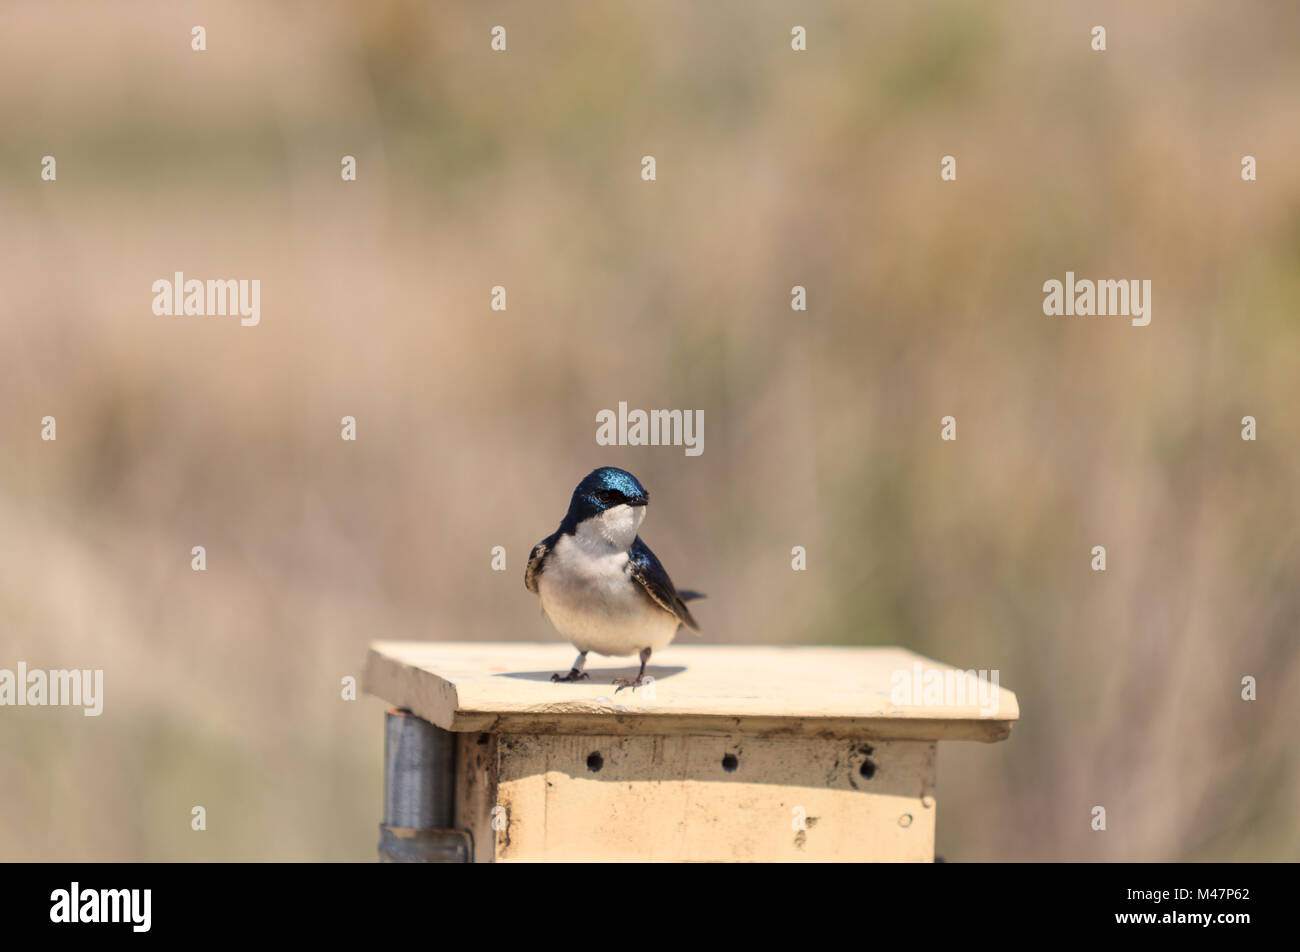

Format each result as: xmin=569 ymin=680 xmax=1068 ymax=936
xmin=475 ymin=734 xmax=937 ymax=862
xmin=363 ymin=641 xmax=1018 ymax=741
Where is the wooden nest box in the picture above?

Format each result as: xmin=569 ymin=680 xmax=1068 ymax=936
xmin=362 ymin=641 xmax=1018 ymax=862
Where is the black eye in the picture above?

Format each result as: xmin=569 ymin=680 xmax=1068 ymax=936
xmin=596 ymin=489 xmax=623 ymax=505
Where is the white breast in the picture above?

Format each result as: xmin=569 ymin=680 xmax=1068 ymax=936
xmin=537 ymin=516 xmax=681 ymax=658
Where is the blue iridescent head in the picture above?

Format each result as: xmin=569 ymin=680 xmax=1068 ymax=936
xmin=563 ymin=467 xmax=649 ymax=527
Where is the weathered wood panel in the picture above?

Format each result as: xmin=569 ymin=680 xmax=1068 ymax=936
xmin=363 ymin=642 xmax=1018 ymax=742
xmin=465 ymin=733 xmax=936 ymax=862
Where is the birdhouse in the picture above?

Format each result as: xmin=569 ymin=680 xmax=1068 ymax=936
xmin=362 ymin=641 xmax=1018 ymax=862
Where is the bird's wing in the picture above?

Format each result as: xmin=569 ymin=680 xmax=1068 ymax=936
xmin=627 ymin=537 xmax=701 ymax=632
xmin=524 ymin=530 xmax=560 ymax=594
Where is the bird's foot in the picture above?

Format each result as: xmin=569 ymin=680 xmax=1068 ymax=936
xmin=551 ymin=669 xmax=590 ymax=683
xmin=613 ymin=676 xmax=647 ymax=693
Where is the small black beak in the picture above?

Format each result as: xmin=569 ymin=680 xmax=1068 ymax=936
xmin=628 ymin=493 xmax=649 ymax=508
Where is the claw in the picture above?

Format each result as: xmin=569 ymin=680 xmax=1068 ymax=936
xmin=551 ymin=669 xmax=590 ymax=683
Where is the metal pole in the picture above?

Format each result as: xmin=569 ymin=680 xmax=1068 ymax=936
xmin=378 ymin=708 xmax=471 ymax=862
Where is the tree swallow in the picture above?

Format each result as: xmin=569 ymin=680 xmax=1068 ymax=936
xmin=525 ymin=467 xmax=703 ymax=691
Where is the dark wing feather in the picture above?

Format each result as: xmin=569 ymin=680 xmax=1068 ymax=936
xmin=524 ymin=529 xmax=561 ymax=594
xmin=626 ymin=537 xmax=701 ymax=631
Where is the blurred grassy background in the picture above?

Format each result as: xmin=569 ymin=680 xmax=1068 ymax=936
xmin=1 ymin=0 xmax=1298 ymax=861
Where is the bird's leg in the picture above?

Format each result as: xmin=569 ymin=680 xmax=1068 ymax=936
xmin=614 ymin=647 xmax=652 ymax=692
xmin=551 ymin=651 xmax=590 ymax=682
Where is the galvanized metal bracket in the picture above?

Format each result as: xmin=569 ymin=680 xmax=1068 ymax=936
xmin=377 ymin=825 xmax=473 ymax=863
xmin=379 ymin=707 xmax=472 ymax=863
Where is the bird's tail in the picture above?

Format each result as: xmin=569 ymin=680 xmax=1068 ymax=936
xmin=675 ymin=590 xmax=706 ymax=636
